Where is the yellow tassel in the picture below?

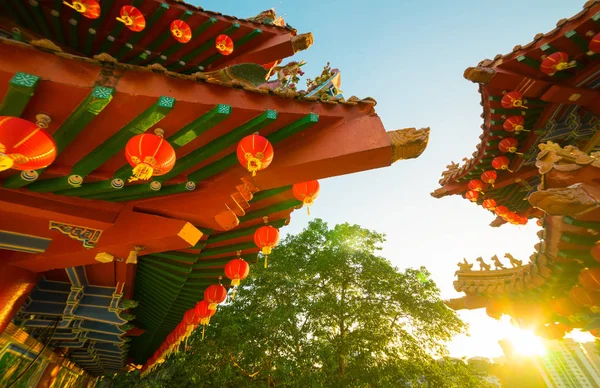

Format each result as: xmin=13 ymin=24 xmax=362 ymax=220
xmin=307 ymin=204 xmax=311 ymax=216
xmin=231 ymin=278 xmax=240 ymax=287
xmin=128 ymin=163 xmax=154 ymax=182
xmin=0 ymin=154 xmax=15 ymax=172
xmin=202 ymin=326 xmax=205 ymax=340
xmin=264 ymin=255 xmax=268 ymax=268
xmin=231 ymin=288 xmax=237 ymax=300
xmin=262 ymin=246 xmax=272 ymax=255
xmin=247 ymin=157 xmax=262 ymax=176
xmin=208 ymin=302 xmax=218 ymax=311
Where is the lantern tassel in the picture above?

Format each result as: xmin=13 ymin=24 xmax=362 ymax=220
xmin=129 ymin=163 xmax=154 ymax=182
xmin=246 ymin=157 xmax=263 ymax=177
xmin=62 ymin=1 xmax=79 ymax=11
xmin=0 ymin=154 xmax=15 ymax=172
xmin=307 ymin=204 xmax=311 ymax=216
xmin=202 ymin=326 xmax=205 ymax=341
xmin=264 ymin=255 xmax=268 ymax=269
xmin=208 ymin=302 xmax=218 ymax=311
xmin=231 ymin=287 xmax=237 ymax=300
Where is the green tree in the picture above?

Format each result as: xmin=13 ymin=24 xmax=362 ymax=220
xmin=108 ymin=220 xmax=485 ymax=387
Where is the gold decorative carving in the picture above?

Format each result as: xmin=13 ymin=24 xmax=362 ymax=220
xmin=491 ymin=255 xmax=506 ymax=270
xmin=504 ymin=253 xmax=523 ymax=268
xmin=30 ymin=39 xmax=62 ymax=52
xmin=291 ymin=33 xmax=314 ymax=53
xmin=529 ymin=183 xmax=600 ymax=216
xmin=454 ymin=258 xmax=473 ymax=276
xmin=463 ymin=66 xmax=496 ymax=84
xmin=535 ymin=141 xmax=600 ymax=176
xmin=388 ymin=127 xmax=430 ymax=163
xmin=430 ymin=187 xmax=448 ymax=198
xmin=49 ymin=221 xmax=102 ymax=248
xmin=476 ymin=257 xmax=491 ymax=271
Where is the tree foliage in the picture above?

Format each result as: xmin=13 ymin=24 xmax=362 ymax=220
xmin=105 ymin=220 xmax=486 ymax=387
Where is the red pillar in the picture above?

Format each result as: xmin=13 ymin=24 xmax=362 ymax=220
xmin=35 ymin=363 xmax=60 ymax=388
xmin=0 ymin=263 xmax=39 ymax=335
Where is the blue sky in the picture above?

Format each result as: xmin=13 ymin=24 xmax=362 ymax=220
xmin=193 ymin=0 xmax=585 ymax=358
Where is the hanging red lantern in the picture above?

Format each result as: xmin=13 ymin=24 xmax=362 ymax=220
xmin=224 ymin=258 xmax=250 ymax=287
xmin=541 ymin=52 xmax=576 ymax=76
xmin=481 ymin=170 xmax=497 ymax=186
xmin=501 ymin=91 xmax=527 ymax=109
xmin=550 ymin=297 xmax=581 ymax=317
xmin=464 ymin=190 xmax=479 ymax=202
xmin=503 ymin=212 xmax=520 ymax=225
xmin=569 ymin=285 xmax=600 ymax=307
xmin=589 ymin=33 xmax=600 ymax=55
xmin=579 ymin=268 xmax=600 ymax=291
xmin=215 ymin=34 xmax=234 ymax=55
xmin=254 ymin=225 xmax=279 ymax=255
xmin=204 ymin=284 xmax=227 ymax=311
xmin=62 ymin=0 xmax=100 ymax=19
xmin=503 ymin=116 xmax=529 ymax=134
xmin=170 ymin=20 xmax=192 ymax=43
xmin=0 ymin=116 xmax=57 ymax=172
xmin=482 ymin=199 xmax=497 ymax=210
xmin=236 ymin=134 xmax=274 ymax=176
xmin=116 ymin=5 xmax=145 ymax=32
xmin=517 ymin=215 xmax=528 ymax=225
xmin=293 ymin=180 xmax=320 ymax=214
xmin=492 ymin=156 xmax=512 ymax=172
xmin=536 ymin=218 xmax=543 ymax=227
xmin=498 ymin=138 xmax=522 ymax=155
xmin=125 ymin=129 xmax=176 ymax=182
xmin=195 ymin=300 xmax=216 ymax=325
xmin=467 ymin=179 xmax=485 ymax=193
xmin=495 ymin=206 xmax=509 ymax=217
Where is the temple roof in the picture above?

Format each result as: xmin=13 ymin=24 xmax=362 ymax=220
xmin=0 ymin=0 xmax=310 ymax=74
xmin=431 ymin=0 xmax=600 ymax=224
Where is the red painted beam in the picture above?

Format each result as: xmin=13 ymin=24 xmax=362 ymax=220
xmin=0 ymin=263 xmax=39 ymax=335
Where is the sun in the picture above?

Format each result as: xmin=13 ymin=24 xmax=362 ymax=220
xmin=498 ymin=316 xmax=546 ymax=356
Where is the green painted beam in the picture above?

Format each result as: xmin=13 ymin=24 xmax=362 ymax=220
xmin=0 ymin=72 xmax=40 ymax=117
xmin=67 ymin=11 xmax=82 ymax=50
xmin=187 ymin=270 xmax=225 ymax=278
xmin=191 ymin=241 xmax=206 ymax=250
xmin=57 ymin=104 xmax=231 ymax=197
xmin=193 ymin=254 xmax=256 ymax=270
xmin=83 ymin=0 xmax=116 ymax=55
xmin=3 ymin=86 xmax=115 ymax=189
xmin=10 ymin=0 xmax=40 ymax=34
xmin=565 ymin=30 xmax=590 ymax=54
xmin=207 ymin=217 xmax=287 ymax=244
xmin=239 ymin=199 xmax=302 ymax=223
xmin=29 ymin=1 xmax=53 ymax=39
xmin=250 ymin=185 xmax=293 ymax=203
xmin=517 ymin=55 xmax=541 ymax=70
xmin=49 ymin=5 xmax=66 ymax=45
xmin=156 ymin=18 xmax=218 ymax=63
xmin=138 ymin=265 xmax=187 ymax=283
xmin=114 ymin=3 xmax=170 ymax=60
xmin=198 ymin=241 xmax=256 ymax=258
xmin=95 ymin=109 xmax=276 ymax=201
xmin=490 ymin=108 xmax=524 ymax=116
xmin=27 ymin=96 xmax=175 ymax=193
xmin=151 ymin=252 xmax=199 ymax=264
xmin=196 ymin=29 xmax=262 ymax=70
xmin=142 ymin=259 xmax=193 ymax=275
xmin=168 ymin=23 xmax=240 ymax=72
xmin=563 ymin=216 xmax=600 ymax=230
xmin=540 ymin=44 xmax=557 ymax=54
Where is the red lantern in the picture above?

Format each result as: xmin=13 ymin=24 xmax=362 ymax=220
xmin=467 ymin=179 xmax=485 ymax=193
xmin=170 ymin=20 xmax=192 ymax=43
xmin=125 ymin=130 xmax=176 ymax=183
xmin=517 ymin=215 xmax=528 ymax=225
xmin=254 ymin=225 xmax=279 ymax=256
xmin=481 ymin=170 xmax=497 ymax=186
xmin=0 ymin=116 xmax=57 ymax=172
xmin=569 ymin=285 xmax=600 ymax=307
xmin=579 ymin=268 xmax=600 ymax=291
xmin=204 ymin=284 xmax=227 ymax=311
xmin=550 ymin=297 xmax=581 ymax=317
xmin=225 ymin=258 xmax=250 ymax=287
xmin=236 ymin=134 xmax=274 ymax=176
xmin=293 ymin=180 xmax=320 ymax=215
xmin=495 ymin=206 xmax=509 ymax=217
xmin=498 ymin=138 xmax=522 ymax=155
xmin=482 ymin=199 xmax=497 ymax=210
xmin=501 ymin=91 xmax=527 ymax=109
xmin=195 ymin=300 xmax=216 ymax=325
xmin=537 ymin=218 xmax=543 ymax=227
xmin=465 ymin=190 xmax=479 ymax=202
xmin=116 ymin=5 xmax=145 ymax=32
xmin=503 ymin=116 xmax=529 ymax=133
xmin=503 ymin=212 xmax=520 ymax=225
xmin=541 ymin=52 xmax=575 ymax=76
xmin=215 ymin=34 xmax=234 ymax=55
xmin=492 ymin=156 xmax=512 ymax=172
xmin=62 ymin=0 xmax=100 ymax=19
xmin=589 ymin=33 xmax=600 ymax=55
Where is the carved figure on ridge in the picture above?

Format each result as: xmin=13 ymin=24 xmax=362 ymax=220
xmin=504 ymin=253 xmax=523 ymax=268
xmin=476 ymin=257 xmax=491 ymax=271
xmin=491 ymin=255 xmax=506 ymax=270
